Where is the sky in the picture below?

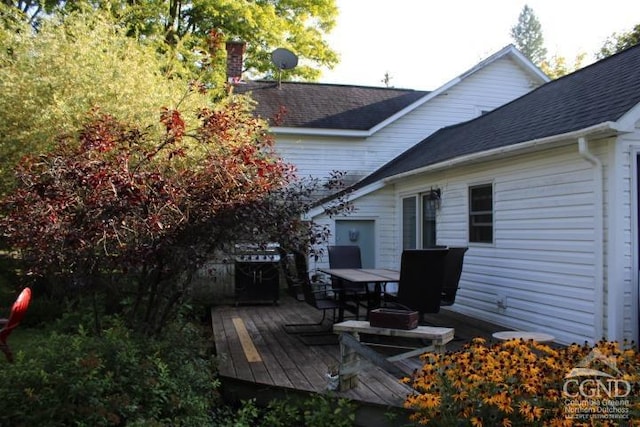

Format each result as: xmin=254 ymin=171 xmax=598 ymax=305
xmin=320 ymin=0 xmax=640 ymax=90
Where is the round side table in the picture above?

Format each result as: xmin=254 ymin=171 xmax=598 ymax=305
xmin=492 ymin=331 xmax=555 ymax=342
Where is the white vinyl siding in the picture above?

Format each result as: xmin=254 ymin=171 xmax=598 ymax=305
xmin=274 ymin=57 xmax=538 ymax=183
xmin=392 ymin=143 xmax=604 ymax=345
xmin=311 ymin=186 xmax=397 ymax=273
xmin=313 ymin=131 xmax=640 ymax=346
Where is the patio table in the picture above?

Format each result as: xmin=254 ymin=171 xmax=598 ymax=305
xmin=319 ymin=268 xmax=400 ymax=321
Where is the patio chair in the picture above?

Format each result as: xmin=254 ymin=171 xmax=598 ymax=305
xmin=383 ymin=248 xmax=449 ymax=322
xmin=327 ymin=245 xmax=372 ymax=319
xmin=283 ymin=250 xmax=354 ymax=343
xmin=0 ymin=287 xmax=32 ymax=363
xmin=279 ymin=248 xmax=305 ymax=301
xmin=440 ymin=247 xmax=468 ymax=307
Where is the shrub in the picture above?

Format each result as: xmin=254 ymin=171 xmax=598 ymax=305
xmin=0 ymin=317 xmax=218 ymax=426
xmin=211 ymin=394 xmax=357 ymax=427
xmin=404 ymin=338 xmax=640 ymax=426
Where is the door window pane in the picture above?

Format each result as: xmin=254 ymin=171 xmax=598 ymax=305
xmin=422 ymin=194 xmax=437 ymax=248
xmin=402 ymin=197 xmax=417 ymax=249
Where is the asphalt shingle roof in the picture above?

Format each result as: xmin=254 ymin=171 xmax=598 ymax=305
xmin=355 ymin=43 xmax=640 ymax=189
xmin=234 ymin=81 xmax=429 ymax=130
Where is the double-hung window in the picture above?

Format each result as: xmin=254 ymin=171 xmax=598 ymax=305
xmin=469 ymin=184 xmax=493 ymax=243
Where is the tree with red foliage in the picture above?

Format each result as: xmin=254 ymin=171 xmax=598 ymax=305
xmin=0 ymin=97 xmax=310 ymax=334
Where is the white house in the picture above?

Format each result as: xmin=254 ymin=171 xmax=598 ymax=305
xmin=233 ymin=45 xmax=548 ymax=267
xmin=309 ymin=44 xmax=640 ymax=346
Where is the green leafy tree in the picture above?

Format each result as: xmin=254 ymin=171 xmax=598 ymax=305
xmin=3 ymin=0 xmax=340 ymax=81
xmin=510 ymin=4 xmax=547 ymax=66
xmin=0 ymin=8 xmax=213 ymax=194
xmin=598 ymin=23 xmax=640 ymax=59
xmin=539 ymin=51 xmax=586 ymax=80
xmin=0 ymin=0 xmax=60 ymax=26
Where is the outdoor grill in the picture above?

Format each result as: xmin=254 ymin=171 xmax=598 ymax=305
xmin=233 ymin=243 xmax=280 ymax=305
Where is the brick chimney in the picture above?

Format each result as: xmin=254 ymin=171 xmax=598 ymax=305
xmin=225 ymin=41 xmax=246 ymax=83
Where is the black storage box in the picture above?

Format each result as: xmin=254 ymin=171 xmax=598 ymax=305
xmin=369 ymin=308 xmax=419 ymax=330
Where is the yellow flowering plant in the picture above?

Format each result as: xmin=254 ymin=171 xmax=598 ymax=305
xmin=403 ymin=338 xmax=640 ymax=426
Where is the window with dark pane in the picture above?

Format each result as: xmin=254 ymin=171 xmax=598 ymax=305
xmin=469 ymin=184 xmax=493 ymax=243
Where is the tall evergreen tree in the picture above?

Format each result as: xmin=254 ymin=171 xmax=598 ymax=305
xmin=510 ymin=4 xmax=547 ymax=66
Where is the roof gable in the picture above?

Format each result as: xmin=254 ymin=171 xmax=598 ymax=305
xmin=233 ymin=45 xmax=547 ymax=135
xmin=234 ymin=81 xmax=428 ymax=131
xmin=355 ymin=43 xmax=640 ymax=189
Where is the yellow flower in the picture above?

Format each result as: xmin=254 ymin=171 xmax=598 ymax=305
xmin=518 ymin=402 xmax=535 ymax=422
xmin=495 ymin=394 xmax=514 ymax=414
xmin=531 ymin=405 xmax=543 ymax=420
xmin=452 ymin=390 xmax=468 ymax=401
xmin=404 ymin=338 xmax=639 ymax=425
xmin=417 ymin=392 xmax=440 ymax=409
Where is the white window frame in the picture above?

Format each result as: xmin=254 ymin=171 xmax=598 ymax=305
xmin=402 ymin=190 xmax=438 ymax=249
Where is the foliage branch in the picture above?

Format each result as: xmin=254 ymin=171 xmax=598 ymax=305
xmin=598 ymin=24 xmax=640 ymax=59
xmin=0 ymin=89 xmax=351 ymax=334
xmin=2 ymin=0 xmax=340 ymax=81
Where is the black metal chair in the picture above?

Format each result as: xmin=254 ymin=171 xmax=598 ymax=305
xmin=283 ymin=250 xmax=352 ymax=342
xmin=279 ymin=248 xmax=305 ymax=301
xmin=383 ymin=248 xmax=450 ymax=322
xmin=327 ymin=245 xmax=372 ymax=319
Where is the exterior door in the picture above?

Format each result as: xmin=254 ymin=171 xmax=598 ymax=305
xmin=335 ymin=220 xmax=375 ymax=268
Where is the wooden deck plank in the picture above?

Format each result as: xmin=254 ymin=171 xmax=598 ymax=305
xmin=260 ymin=301 xmax=333 ymax=391
xmin=237 ymin=317 xmax=274 ymax=385
xmin=211 ymin=307 xmax=236 ymax=378
xmin=232 ymin=317 xmax=262 ymax=362
xmin=211 ymin=294 xmax=508 ymax=413
xmin=212 ymin=297 xmax=414 ymax=407
xmin=241 ymin=316 xmax=293 ymax=388
xmin=261 ymin=310 xmax=326 ymax=390
xmin=221 ymin=311 xmax=255 ymax=382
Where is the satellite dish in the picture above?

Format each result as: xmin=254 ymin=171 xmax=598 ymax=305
xmin=271 ymin=48 xmax=298 ymax=70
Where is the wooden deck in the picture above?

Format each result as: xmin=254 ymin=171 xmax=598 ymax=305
xmin=210 ymin=295 xmax=507 ymax=426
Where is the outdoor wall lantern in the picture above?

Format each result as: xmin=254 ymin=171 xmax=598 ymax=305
xmin=426 ymin=188 xmax=441 ymax=209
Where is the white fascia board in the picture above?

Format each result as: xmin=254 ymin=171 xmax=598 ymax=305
xmin=270 ymin=126 xmax=369 ymax=138
xmin=615 ymin=102 xmax=640 ymax=131
xmin=370 ymin=46 xmax=534 ymax=134
xmin=482 ymin=45 xmax=550 ymax=84
xmin=367 ymin=78 xmax=462 ymax=134
xmin=383 ymin=122 xmax=620 ymax=184
xmin=306 ymin=180 xmax=386 ymax=219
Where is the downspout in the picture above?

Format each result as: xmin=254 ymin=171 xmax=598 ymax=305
xmin=578 ymin=137 xmax=604 ymax=341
